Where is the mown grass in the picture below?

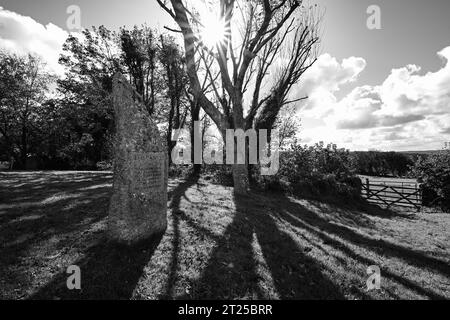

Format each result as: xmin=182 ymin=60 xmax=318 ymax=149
xmin=0 ymin=171 xmax=448 ymax=300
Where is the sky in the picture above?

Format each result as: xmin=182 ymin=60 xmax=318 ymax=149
xmin=1 ymin=0 xmax=450 ymax=151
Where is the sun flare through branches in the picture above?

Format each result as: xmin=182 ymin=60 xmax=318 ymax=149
xmin=198 ymin=10 xmax=228 ymax=48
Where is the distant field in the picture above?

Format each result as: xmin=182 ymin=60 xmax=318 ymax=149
xmin=359 ymin=175 xmax=418 ymax=186
xmin=400 ymin=150 xmax=443 ymax=155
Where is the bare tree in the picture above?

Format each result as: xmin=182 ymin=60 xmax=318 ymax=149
xmin=158 ymin=0 xmax=321 ymax=194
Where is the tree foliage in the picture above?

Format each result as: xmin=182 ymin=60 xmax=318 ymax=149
xmin=411 ymin=150 xmax=450 ymax=209
xmin=253 ymin=141 xmax=360 ymax=199
xmin=0 ymin=25 xmax=193 ymax=169
xmin=351 ymin=151 xmax=413 ymax=177
xmin=0 ymin=51 xmax=55 ymax=168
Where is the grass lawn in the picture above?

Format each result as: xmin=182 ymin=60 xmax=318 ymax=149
xmin=0 ymin=171 xmax=449 ymax=300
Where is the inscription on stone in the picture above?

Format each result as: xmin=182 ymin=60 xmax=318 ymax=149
xmin=130 ymin=152 xmax=165 ymax=191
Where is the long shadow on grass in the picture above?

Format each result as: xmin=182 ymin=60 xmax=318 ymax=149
xmin=29 ymin=234 xmax=163 ymax=299
xmin=1 ymin=171 xmax=164 ymax=299
xmin=161 ymin=173 xmax=201 ymax=299
xmin=0 ymin=172 xmax=112 ymax=204
xmin=177 ymin=191 xmax=345 ymax=299
xmin=176 ymin=186 xmax=449 ymax=300
xmin=274 ymin=194 xmax=449 ymax=299
xmin=0 ymin=172 xmax=113 ymax=297
xmin=16 ymin=170 xmax=165 ymax=300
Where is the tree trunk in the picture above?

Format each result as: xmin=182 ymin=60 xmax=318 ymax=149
xmin=167 ymin=105 xmax=175 ymax=166
xmin=232 ymin=164 xmax=249 ymax=195
xmin=190 ymin=122 xmax=201 ymax=176
xmin=9 ymin=155 xmax=15 ymax=170
xmin=20 ymin=124 xmax=27 ymax=169
xmin=190 ymin=100 xmax=201 ymax=176
xmin=231 ymin=95 xmax=250 ymax=195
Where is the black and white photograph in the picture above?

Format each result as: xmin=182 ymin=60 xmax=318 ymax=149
xmin=0 ymin=0 xmax=449 ymax=306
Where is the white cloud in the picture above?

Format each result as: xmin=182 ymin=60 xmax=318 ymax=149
xmin=298 ymin=47 xmax=450 ymax=151
xmin=296 ymin=54 xmax=366 ymax=117
xmin=0 ymin=8 xmax=68 ymax=74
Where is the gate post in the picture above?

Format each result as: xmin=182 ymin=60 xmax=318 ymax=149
xmin=366 ymin=178 xmax=370 ymax=198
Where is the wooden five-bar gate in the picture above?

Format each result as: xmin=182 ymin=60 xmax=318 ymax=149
xmin=361 ymin=178 xmax=422 ymax=211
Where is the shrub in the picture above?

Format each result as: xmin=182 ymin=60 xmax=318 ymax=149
xmin=352 ymin=151 xmax=413 ymax=177
xmin=252 ymin=142 xmax=361 ymax=199
xmin=96 ymin=160 xmax=112 ymax=171
xmin=290 ymin=174 xmax=361 ymax=200
xmin=0 ymin=161 xmax=10 ymax=170
xmin=280 ymin=142 xmax=355 ymax=183
xmin=202 ymin=164 xmax=233 ymax=186
xmin=411 ymin=150 xmax=450 ymax=209
xmin=168 ymin=164 xmax=194 ymax=178
xmin=251 ymin=168 xmax=289 ymax=193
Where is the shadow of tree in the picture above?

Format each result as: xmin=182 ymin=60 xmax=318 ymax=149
xmin=29 ymin=234 xmax=163 ymax=299
xmin=2 ymin=172 xmax=447 ymax=300
xmin=296 ymin=194 xmax=418 ymax=223
xmin=2 ymin=171 xmax=161 ymax=299
xmin=173 ymin=187 xmax=448 ymax=300
xmin=176 ymin=191 xmax=346 ymax=299
xmin=161 ymin=173 xmax=201 ymax=299
xmin=0 ymin=172 xmax=113 ymax=204
xmin=273 ymin=193 xmax=449 ymax=300
xmin=278 ymin=196 xmax=450 ymax=278
xmin=0 ymin=173 xmax=112 ymax=269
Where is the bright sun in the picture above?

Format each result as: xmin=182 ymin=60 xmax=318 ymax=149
xmin=200 ymin=14 xmax=227 ymax=48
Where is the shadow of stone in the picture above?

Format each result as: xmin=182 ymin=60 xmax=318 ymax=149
xmin=29 ymin=233 xmax=164 ymax=300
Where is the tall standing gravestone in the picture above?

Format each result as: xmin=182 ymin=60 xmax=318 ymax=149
xmin=108 ymin=73 xmax=168 ymax=244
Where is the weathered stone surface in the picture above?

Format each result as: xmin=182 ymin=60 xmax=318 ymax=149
xmin=108 ymin=73 xmax=168 ymax=244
